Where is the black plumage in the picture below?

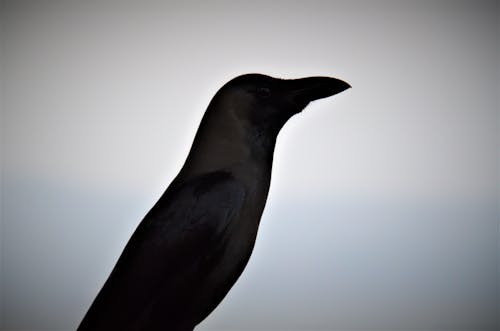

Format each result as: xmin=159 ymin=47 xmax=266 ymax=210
xmin=78 ymin=74 xmax=350 ymax=331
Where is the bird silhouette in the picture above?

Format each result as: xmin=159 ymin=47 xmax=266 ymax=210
xmin=78 ymin=73 xmax=350 ymax=331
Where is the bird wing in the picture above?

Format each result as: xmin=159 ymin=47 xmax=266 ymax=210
xmin=79 ymin=170 xmax=246 ymax=330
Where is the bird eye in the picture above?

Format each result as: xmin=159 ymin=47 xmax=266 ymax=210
xmin=256 ymin=87 xmax=271 ymax=98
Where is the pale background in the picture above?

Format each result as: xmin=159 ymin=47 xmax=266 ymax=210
xmin=1 ymin=0 xmax=499 ymax=330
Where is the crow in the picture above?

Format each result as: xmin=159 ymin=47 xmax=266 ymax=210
xmin=78 ymin=73 xmax=350 ymax=331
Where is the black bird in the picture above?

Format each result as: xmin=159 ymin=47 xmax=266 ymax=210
xmin=78 ymin=73 xmax=350 ymax=331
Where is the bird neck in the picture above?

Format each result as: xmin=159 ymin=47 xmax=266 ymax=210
xmin=177 ymin=108 xmax=276 ymax=181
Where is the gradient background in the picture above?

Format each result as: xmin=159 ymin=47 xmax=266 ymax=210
xmin=1 ymin=1 xmax=499 ymax=330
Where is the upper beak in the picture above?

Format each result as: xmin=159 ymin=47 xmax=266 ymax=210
xmin=286 ymin=76 xmax=351 ymax=107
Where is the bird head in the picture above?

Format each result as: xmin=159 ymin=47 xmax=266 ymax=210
xmin=181 ymin=73 xmax=350 ymax=176
xmin=212 ymin=73 xmax=351 ymax=136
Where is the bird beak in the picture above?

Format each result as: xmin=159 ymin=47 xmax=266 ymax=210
xmin=286 ymin=76 xmax=351 ymax=108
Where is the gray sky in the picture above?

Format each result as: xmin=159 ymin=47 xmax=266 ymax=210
xmin=1 ymin=0 xmax=499 ymax=330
